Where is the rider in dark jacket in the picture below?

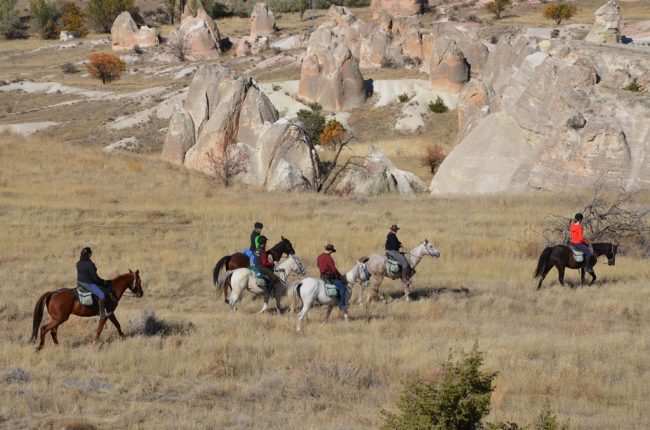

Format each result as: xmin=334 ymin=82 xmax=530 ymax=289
xmin=385 ymin=224 xmax=413 ymax=281
xmin=250 ymin=222 xmax=263 ymax=251
xmin=76 ymin=247 xmax=111 ymax=317
xmin=253 ymin=236 xmax=281 ymax=289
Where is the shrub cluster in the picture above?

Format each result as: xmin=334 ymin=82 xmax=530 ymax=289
xmin=428 ymin=96 xmax=448 ymax=113
xmin=86 ymin=0 xmax=134 ymax=33
xmin=29 ymin=0 xmax=59 ymax=39
xmin=0 ymin=0 xmax=27 ymax=39
xmin=296 ymin=103 xmax=326 ymax=146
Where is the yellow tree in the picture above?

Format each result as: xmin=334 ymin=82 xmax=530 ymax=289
xmin=543 ymin=3 xmax=577 ymax=25
xmin=86 ymin=53 xmax=126 ymax=84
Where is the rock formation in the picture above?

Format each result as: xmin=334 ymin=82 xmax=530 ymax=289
xmin=111 ymin=12 xmax=158 ymax=51
xmin=427 ymin=37 xmax=469 ymax=92
xmin=336 ymin=146 xmax=426 ymax=195
xmin=586 ymin=0 xmax=621 ymax=44
xmin=251 ymin=3 xmax=277 ymax=38
xmin=370 ymin=0 xmax=425 ymax=18
xmin=298 ymin=24 xmax=367 ymax=111
xmin=162 ymin=65 xmax=314 ymax=191
xmin=171 ymin=6 xmax=221 ymax=58
xmin=430 ymin=36 xmax=650 ymax=195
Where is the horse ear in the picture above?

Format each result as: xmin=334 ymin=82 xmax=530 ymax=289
xmin=129 ymin=269 xmax=133 ymax=273
xmin=136 ymin=269 xmax=139 ymax=275
xmin=282 ymin=235 xmax=286 ymax=241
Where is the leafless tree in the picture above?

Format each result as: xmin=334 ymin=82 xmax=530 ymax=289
xmin=543 ymin=186 xmax=649 ymax=253
xmin=206 ymin=144 xmax=250 ymax=187
xmin=168 ymin=31 xmax=190 ymax=62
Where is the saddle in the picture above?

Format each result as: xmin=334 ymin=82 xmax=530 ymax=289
xmin=248 ymin=266 xmax=268 ymax=287
xmin=566 ymin=245 xmax=585 ymax=263
xmin=324 ymin=283 xmax=339 ymax=298
xmin=385 ymin=257 xmax=402 ymax=274
xmin=75 ymin=284 xmax=94 ymax=306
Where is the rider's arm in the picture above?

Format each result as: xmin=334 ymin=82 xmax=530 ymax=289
xmin=89 ymin=262 xmax=105 ymax=285
xmin=261 ymin=252 xmax=274 ymax=268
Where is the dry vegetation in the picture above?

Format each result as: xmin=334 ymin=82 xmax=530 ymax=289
xmin=1 ymin=135 xmax=649 ymax=429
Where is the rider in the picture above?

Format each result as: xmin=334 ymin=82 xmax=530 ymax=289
xmin=385 ymin=224 xmax=413 ymax=281
xmin=570 ymin=213 xmax=593 ymax=272
xmin=243 ymin=222 xmax=264 ymax=265
xmin=76 ymin=247 xmax=111 ymax=318
xmin=317 ymin=244 xmax=347 ymax=311
xmin=254 ymin=236 xmax=281 ymax=289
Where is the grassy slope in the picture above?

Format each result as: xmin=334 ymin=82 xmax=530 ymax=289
xmin=0 ymin=136 xmax=649 ymax=429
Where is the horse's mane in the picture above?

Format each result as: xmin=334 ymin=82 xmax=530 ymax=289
xmin=112 ymin=272 xmax=134 ymax=283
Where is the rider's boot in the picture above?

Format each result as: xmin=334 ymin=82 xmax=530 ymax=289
xmin=97 ymin=298 xmax=112 ymax=318
xmin=583 ymin=255 xmax=593 ymax=274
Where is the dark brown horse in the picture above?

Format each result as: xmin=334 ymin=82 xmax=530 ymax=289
xmin=30 ymin=270 xmax=143 ymax=350
xmin=534 ymin=243 xmax=618 ymax=289
xmin=212 ymin=236 xmax=295 ymax=302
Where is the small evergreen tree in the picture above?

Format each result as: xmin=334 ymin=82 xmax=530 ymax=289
xmin=0 ymin=0 xmax=26 ymax=39
xmin=428 ymin=96 xmax=448 ymax=113
xmin=29 ymin=0 xmax=59 ymax=39
xmin=86 ymin=0 xmax=133 ymax=33
xmin=297 ymin=104 xmax=326 ymax=146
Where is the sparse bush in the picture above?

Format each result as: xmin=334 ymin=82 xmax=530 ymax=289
xmin=86 ymin=52 xmax=126 ymax=84
xmin=60 ymin=2 xmax=88 ymax=37
xmin=168 ymin=30 xmax=191 ymax=61
xmin=61 ymin=62 xmax=79 ymax=73
xmin=0 ymin=0 xmax=27 ymax=39
xmin=490 ymin=35 xmax=499 ymax=44
xmin=29 ymin=0 xmax=59 ymax=39
xmin=381 ymin=344 xmax=496 ymax=430
xmin=534 ymin=401 xmax=570 ymax=430
xmin=397 ymin=92 xmax=410 ymax=103
xmin=466 ymin=14 xmax=481 ymax=23
xmin=308 ymin=101 xmax=321 ymax=111
xmin=421 ymin=144 xmax=446 ymax=175
xmin=297 ymin=106 xmax=326 ymax=146
xmin=485 ymin=0 xmax=511 ymax=19
xmin=86 ymin=0 xmax=134 ymax=33
xmin=129 ymin=308 xmax=195 ymax=337
xmin=543 ymin=3 xmax=576 ymax=25
xmin=428 ymin=96 xmax=448 ymax=113
xmin=623 ymin=78 xmax=643 ymax=92
xmin=206 ymin=143 xmax=250 ymax=186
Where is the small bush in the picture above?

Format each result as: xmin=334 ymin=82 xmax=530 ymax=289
xmin=297 ymin=107 xmax=326 ymax=146
xmin=428 ymin=96 xmax=448 ymax=113
xmin=490 ymin=35 xmax=499 ymax=44
xmin=485 ymin=0 xmax=511 ymax=19
xmin=466 ymin=14 xmax=481 ymax=23
xmin=308 ymin=101 xmax=322 ymax=112
xmin=61 ymin=62 xmax=79 ymax=73
xmin=535 ymin=401 xmax=570 ymax=430
xmin=623 ymin=78 xmax=643 ymax=92
xmin=29 ymin=0 xmax=59 ymax=39
xmin=60 ymin=2 xmax=88 ymax=37
xmin=382 ymin=344 xmax=496 ymax=430
xmin=168 ymin=30 xmax=191 ymax=61
xmin=0 ymin=0 xmax=27 ymax=39
xmin=86 ymin=52 xmax=126 ymax=84
xmin=421 ymin=144 xmax=446 ymax=175
xmin=397 ymin=92 xmax=410 ymax=103
xmin=86 ymin=0 xmax=134 ymax=33
xmin=542 ymin=3 xmax=576 ymax=25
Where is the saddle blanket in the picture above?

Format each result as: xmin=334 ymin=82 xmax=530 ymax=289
xmin=567 ymin=245 xmax=584 ymax=263
xmin=386 ymin=258 xmax=401 ymax=274
xmin=248 ymin=267 xmax=268 ymax=287
xmin=75 ymin=286 xmax=94 ymax=306
xmin=324 ymin=283 xmax=338 ymax=298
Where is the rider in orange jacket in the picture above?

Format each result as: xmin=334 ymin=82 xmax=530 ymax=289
xmin=570 ymin=213 xmax=593 ymax=272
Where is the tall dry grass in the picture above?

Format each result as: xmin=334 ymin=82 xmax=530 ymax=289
xmin=0 ymin=136 xmax=649 ymax=429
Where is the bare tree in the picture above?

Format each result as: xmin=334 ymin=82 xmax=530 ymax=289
xmin=168 ymin=31 xmax=190 ymax=61
xmin=543 ymin=186 xmax=649 ymax=252
xmin=206 ymin=144 xmax=250 ymax=187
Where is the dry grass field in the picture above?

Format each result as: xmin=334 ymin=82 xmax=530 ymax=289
xmin=1 ymin=135 xmax=649 ymax=429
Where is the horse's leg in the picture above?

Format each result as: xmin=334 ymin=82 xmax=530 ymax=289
xmin=50 ymin=328 xmax=59 ymax=345
xmin=358 ymin=281 xmax=367 ymax=306
xmin=39 ymin=319 xmax=60 ymax=350
xmin=537 ymin=264 xmax=554 ymax=290
xmin=273 ymin=284 xmax=283 ymax=314
xmin=557 ymin=266 xmax=566 ymax=287
xmin=297 ymin=295 xmax=312 ymax=333
xmin=375 ymin=277 xmax=386 ymax=303
xmin=108 ymin=314 xmax=125 ymax=338
xmin=589 ymin=269 xmax=597 ymax=286
xmin=92 ymin=318 xmax=108 ymax=345
xmin=403 ymin=280 xmax=412 ymax=301
xmin=324 ymin=306 xmax=334 ymax=323
xmin=259 ymin=289 xmax=270 ymax=314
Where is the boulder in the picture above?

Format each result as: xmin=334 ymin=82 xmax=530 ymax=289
xmin=298 ymin=27 xmax=367 ymax=111
xmin=172 ymin=6 xmax=221 ymax=58
xmin=111 ymin=12 xmax=158 ymax=51
xmin=162 ymin=65 xmax=315 ymax=191
xmin=251 ymin=2 xmax=277 ymax=38
xmin=235 ymin=38 xmax=252 ymax=57
xmin=60 ymin=31 xmax=79 ymax=42
xmin=337 ymin=146 xmax=426 ymax=195
xmin=428 ymin=38 xmax=469 ymax=92
xmin=370 ymin=0 xmax=425 ymax=18
xmin=457 ymin=78 xmax=490 ymax=139
xmin=586 ymin=0 xmax=621 ymax=44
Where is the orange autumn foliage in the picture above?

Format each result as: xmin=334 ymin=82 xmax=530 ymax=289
xmin=319 ymin=119 xmax=347 ymax=148
xmin=86 ymin=52 xmax=126 ymax=84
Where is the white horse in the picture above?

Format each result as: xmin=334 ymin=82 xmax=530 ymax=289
xmin=219 ymin=255 xmax=306 ymax=313
xmin=287 ymin=261 xmax=370 ymax=333
xmin=359 ymin=239 xmax=440 ymax=304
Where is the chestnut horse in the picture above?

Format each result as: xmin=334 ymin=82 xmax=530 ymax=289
xmin=534 ymin=243 xmax=618 ymax=289
xmin=30 ymin=270 xmax=143 ymax=350
xmin=212 ymin=236 xmax=296 ymax=300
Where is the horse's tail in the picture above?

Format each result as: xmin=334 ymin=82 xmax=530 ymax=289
xmin=534 ymin=247 xmax=553 ymax=279
xmin=287 ymin=281 xmax=302 ymax=312
xmin=31 ymin=291 xmax=53 ymax=343
xmin=217 ymin=270 xmax=236 ymax=304
xmin=213 ymin=255 xmax=231 ymax=286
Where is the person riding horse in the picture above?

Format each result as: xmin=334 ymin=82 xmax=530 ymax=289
xmin=243 ymin=221 xmax=264 ymax=264
xmin=385 ymin=225 xmax=414 ymax=281
xmin=254 ymin=236 xmax=281 ymax=289
xmin=76 ymin=247 xmax=113 ymax=318
xmin=316 ymin=243 xmax=347 ymax=311
xmin=570 ymin=213 xmax=593 ymax=273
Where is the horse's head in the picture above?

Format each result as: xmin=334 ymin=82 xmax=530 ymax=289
xmin=422 ymin=239 xmax=441 ymax=258
xmin=281 ymin=236 xmax=296 ymax=256
xmin=128 ymin=269 xmax=144 ymax=298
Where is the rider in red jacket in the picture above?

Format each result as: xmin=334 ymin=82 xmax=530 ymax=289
xmin=570 ymin=213 xmax=593 ymax=272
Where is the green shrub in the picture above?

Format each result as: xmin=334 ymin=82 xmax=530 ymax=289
xmin=397 ymin=92 xmax=410 ymax=103
xmin=86 ymin=0 xmax=134 ymax=33
xmin=535 ymin=402 xmax=570 ymax=430
xmin=0 ymin=0 xmax=26 ymax=39
xmin=382 ymin=344 xmax=496 ymax=430
xmin=428 ymin=96 xmax=448 ymax=113
xmin=624 ymin=78 xmax=643 ymax=92
xmin=297 ymin=105 xmax=326 ymax=146
xmin=29 ymin=0 xmax=59 ymax=39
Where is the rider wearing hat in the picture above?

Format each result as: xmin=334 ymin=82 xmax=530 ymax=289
xmin=76 ymin=247 xmax=112 ymax=318
xmin=570 ymin=213 xmax=593 ymax=272
xmin=317 ymin=244 xmax=347 ymax=310
xmin=386 ymin=224 xmax=413 ymax=281
xmin=253 ymin=235 xmax=280 ymax=288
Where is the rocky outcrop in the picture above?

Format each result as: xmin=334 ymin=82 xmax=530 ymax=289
xmin=430 ymin=36 xmax=650 ymax=195
xmin=586 ymin=0 xmax=621 ymax=44
xmin=251 ymin=3 xmax=276 ymax=38
xmin=171 ymin=6 xmax=221 ymax=58
xmin=298 ymin=24 xmax=367 ymax=111
xmin=111 ymin=12 xmax=158 ymax=51
xmin=162 ymin=65 xmax=314 ymax=191
xmin=427 ymin=37 xmax=469 ymax=92
xmin=370 ymin=0 xmax=425 ymax=18
xmin=337 ymin=146 xmax=426 ymax=195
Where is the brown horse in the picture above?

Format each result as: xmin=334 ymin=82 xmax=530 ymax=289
xmin=30 ymin=270 xmax=143 ymax=350
xmin=212 ymin=237 xmax=296 ymax=302
xmin=534 ymin=243 xmax=618 ymax=289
